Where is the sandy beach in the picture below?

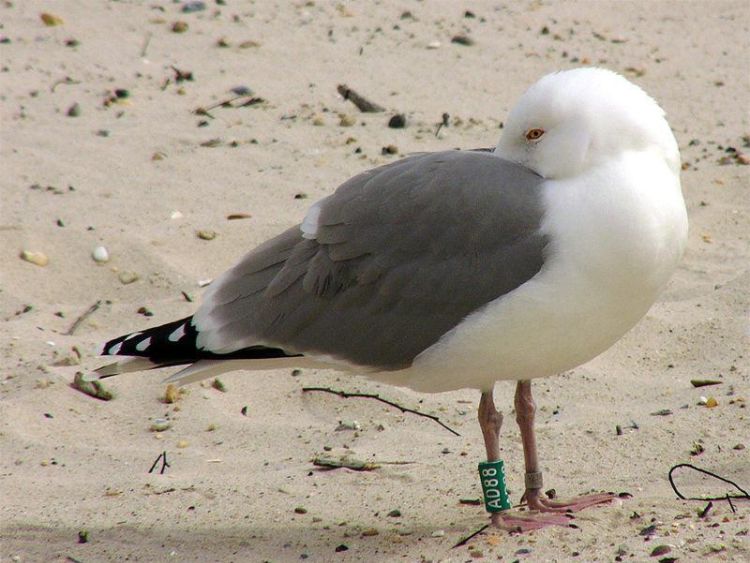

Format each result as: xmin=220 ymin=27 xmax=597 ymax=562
xmin=1 ymin=1 xmax=749 ymax=561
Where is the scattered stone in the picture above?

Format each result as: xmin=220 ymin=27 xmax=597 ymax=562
xmin=690 ymin=442 xmax=705 ymax=456
xmin=339 ymin=114 xmax=356 ymax=127
xmin=431 ymin=529 xmax=445 ymax=537
xmin=150 ymin=418 xmax=171 ymax=432
xmin=206 ymin=423 xmax=218 ymax=432
xmin=334 ymin=545 xmax=348 ymax=553
xmin=451 ymin=35 xmax=474 ymax=46
xmin=230 ymin=85 xmax=253 ymax=96
xmin=239 ymin=40 xmax=261 ymax=48
xmin=114 ymin=88 xmax=129 ymax=99
xmin=137 ymin=306 xmax=154 ymax=317
xmin=241 ymin=405 xmax=249 ymax=416
xmin=361 ymin=528 xmax=379 ymax=537
xmin=227 ymin=213 xmax=251 ymax=220
xmin=733 ymin=443 xmax=745 ymax=450
xmin=427 ymin=40 xmax=441 ymax=49
xmin=176 ymin=439 xmax=189 ymax=448
xmin=20 ymin=250 xmax=48 ymax=267
xmin=387 ymin=509 xmax=402 ymax=517
xmin=381 ymin=144 xmax=398 ymax=155
xmin=212 ymin=378 xmax=226 ymax=392
xmin=197 ymin=229 xmax=217 ymax=240
xmin=650 ymin=409 xmax=672 ymax=416
xmin=78 ymin=530 xmax=89 ymax=544
xmin=40 ymin=13 xmax=64 ymax=26
xmin=335 ymin=420 xmax=361 ymax=431
xmin=294 ymin=506 xmax=308 ymax=514
xmin=182 ymin=1 xmax=206 ymax=13
xmin=118 ymin=271 xmax=139 ymax=285
xmin=67 ymin=102 xmax=81 ymax=117
xmin=388 ymin=114 xmax=406 ymax=128
xmin=171 ymin=21 xmax=189 ymax=33
xmin=650 ymin=545 xmax=671 ymax=557
xmin=92 ymin=246 xmax=109 ymax=263
xmin=705 ymin=397 xmax=718 ymax=408
xmin=294 ymin=193 xmax=308 ymax=200
xmin=163 ymin=384 xmax=180 ymax=404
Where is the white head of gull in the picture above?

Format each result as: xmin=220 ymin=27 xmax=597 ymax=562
xmin=92 ymin=68 xmax=688 ymax=532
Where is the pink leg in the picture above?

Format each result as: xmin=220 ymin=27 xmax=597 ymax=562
xmin=478 ymin=389 xmax=571 ymax=532
xmin=514 ymin=380 xmax=615 ymax=513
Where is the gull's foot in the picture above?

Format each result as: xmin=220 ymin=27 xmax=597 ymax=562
xmin=526 ymin=491 xmax=617 ymax=513
xmin=490 ymin=511 xmax=572 ymax=533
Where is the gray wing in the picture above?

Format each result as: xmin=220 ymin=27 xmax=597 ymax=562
xmin=193 ymin=150 xmax=548 ymax=370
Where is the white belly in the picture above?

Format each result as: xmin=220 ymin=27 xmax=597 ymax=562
xmin=374 ymin=153 xmax=688 ymax=393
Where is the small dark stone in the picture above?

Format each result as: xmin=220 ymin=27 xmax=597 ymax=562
xmin=650 ymin=545 xmax=671 ymax=557
xmin=182 ymin=1 xmax=206 ymax=13
xmin=451 ymin=35 xmax=474 ymax=46
xmin=241 ymin=406 xmax=249 ymax=416
xmin=464 ymin=10 xmax=476 ymax=18
xmin=137 ymin=306 xmax=154 ymax=317
xmin=294 ymin=506 xmax=307 ymax=514
xmin=387 ymin=509 xmax=401 ymax=517
xmin=334 ymin=544 xmax=348 ymax=552
xmin=67 ymin=103 xmax=81 ymax=117
xmin=114 ymin=88 xmax=129 ymax=99
xmin=387 ymin=114 xmax=406 ymax=128
xmin=231 ymin=86 xmax=253 ymax=96
xmin=44 ymin=413 xmax=54 ymax=419
xmin=639 ymin=524 xmax=657 ymax=537
xmin=96 ymin=129 xmax=110 ymax=137
xmin=78 ymin=530 xmax=89 ymax=543
xmin=65 ymin=38 xmax=79 ymax=47
xmin=381 ymin=144 xmax=398 ymax=155
xmin=294 ymin=193 xmax=308 ymax=200
xmin=540 ymin=26 xmax=550 ymax=35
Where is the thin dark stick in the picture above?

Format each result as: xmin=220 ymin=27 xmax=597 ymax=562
xmin=336 ymin=84 xmax=384 ymax=113
xmin=302 ymin=386 xmax=460 ymax=436
xmin=65 ymin=300 xmax=102 ymax=335
xmin=148 ymin=451 xmax=170 ymax=474
xmin=727 ymin=494 xmax=736 ymax=514
xmin=452 ymin=524 xmax=489 ymax=548
xmin=668 ymin=463 xmax=750 ymax=502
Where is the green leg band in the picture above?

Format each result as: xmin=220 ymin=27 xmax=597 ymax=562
xmin=478 ymin=460 xmax=511 ymax=512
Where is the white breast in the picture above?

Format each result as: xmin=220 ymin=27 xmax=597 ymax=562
xmin=378 ymin=151 xmax=688 ymax=393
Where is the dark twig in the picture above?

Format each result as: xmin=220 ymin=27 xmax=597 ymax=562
xmin=148 ymin=451 xmax=170 ymax=474
xmin=668 ymin=463 xmax=750 ymax=504
xmin=302 ymin=386 xmax=460 ymax=436
xmin=435 ymin=112 xmax=450 ymax=137
xmin=65 ymin=300 xmax=102 ymax=335
xmin=452 ymin=524 xmax=489 ymax=548
xmin=336 ymin=84 xmax=384 ymax=113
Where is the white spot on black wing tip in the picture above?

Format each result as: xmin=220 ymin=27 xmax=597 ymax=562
xmin=168 ymin=323 xmax=187 ymax=342
xmin=124 ymin=332 xmax=142 ymax=341
xmin=135 ymin=337 xmax=152 ymax=352
xmin=108 ymin=342 xmax=123 ymax=355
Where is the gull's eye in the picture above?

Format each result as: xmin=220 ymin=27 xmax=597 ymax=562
xmin=525 ymin=128 xmax=545 ymax=142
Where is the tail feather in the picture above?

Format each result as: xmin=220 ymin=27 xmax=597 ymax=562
xmin=89 ymin=315 xmax=301 ymax=383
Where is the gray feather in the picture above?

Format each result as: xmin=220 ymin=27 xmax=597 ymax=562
xmin=193 ymin=150 xmax=548 ymax=369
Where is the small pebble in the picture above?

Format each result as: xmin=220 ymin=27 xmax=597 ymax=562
xmin=382 ymin=144 xmax=398 ymax=155
xmin=705 ymin=397 xmax=718 ymax=408
xmin=150 ymin=418 xmax=171 ymax=432
xmin=230 ymin=85 xmax=253 ymax=96
xmin=164 ymin=384 xmax=180 ymax=404
xmin=40 ymin=13 xmax=64 ymax=26
xmin=294 ymin=506 xmax=307 ymax=514
xmin=212 ymin=378 xmax=226 ymax=392
xmin=361 ymin=528 xmax=379 ymax=537
xmin=137 ymin=306 xmax=154 ymax=317
xmin=431 ymin=529 xmax=445 ymax=537
xmin=339 ymin=115 xmax=356 ymax=127
xmin=427 ymin=40 xmax=441 ymax=49
xmin=67 ymin=102 xmax=81 ymax=117
xmin=172 ymin=21 xmax=189 ymax=33
xmin=182 ymin=1 xmax=206 ymax=13
xmin=335 ymin=420 xmax=361 ymax=431
xmin=78 ymin=530 xmax=89 ymax=544
xmin=176 ymin=440 xmax=189 ymax=448
xmin=118 ymin=271 xmax=139 ymax=285
xmin=388 ymin=114 xmax=406 ymax=128
xmin=92 ymin=246 xmax=109 ymax=263
xmin=20 ymin=250 xmax=48 ymax=267
xmin=387 ymin=509 xmax=402 ymax=517
xmin=451 ymin=35 xmax=474 ymax=46
xmin=197 ymin=229 xmax=217 ymax=241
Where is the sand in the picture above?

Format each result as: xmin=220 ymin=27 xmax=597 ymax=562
xmin=1 ymin=1 xmax=749 ymax=561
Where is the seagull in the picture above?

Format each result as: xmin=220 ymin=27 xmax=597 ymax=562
xmin=92 ymin=68 xmax=688 ymax=532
